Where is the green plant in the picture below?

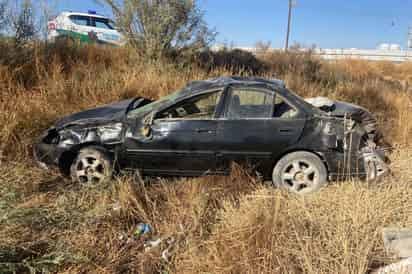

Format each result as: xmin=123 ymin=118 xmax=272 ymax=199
xmin=99 ymin=0 xmax=216 ymax=60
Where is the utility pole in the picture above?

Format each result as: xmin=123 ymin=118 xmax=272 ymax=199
xmin=408 ymin=26 xmax=412 ymax=49
xmin=285 ymin=0 xmax=294 ymax=51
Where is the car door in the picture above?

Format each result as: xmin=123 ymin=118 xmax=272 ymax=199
xmin=68 ymin=15 xmax=96 ymax=43
xmin=123 ymin=90 xmax=225 ymax=175
xmin=90 ymin=17 xmax=121 ymax=45
xmin=216 ymin=85 xmax=306 ymax=171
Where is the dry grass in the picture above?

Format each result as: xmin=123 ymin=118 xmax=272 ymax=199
xmin=1 ymin=43 xmax=412 ymax=273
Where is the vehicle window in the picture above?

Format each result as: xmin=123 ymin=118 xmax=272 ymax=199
xmin=273 ymin=95 xmax=298 ymax=118
xmin=69 ymin=15 xmax=91 ymax=26
xmin=225 ymin=88 xmax=274 ymax=119
xmin=93 ymin=18 xmax=115 ymax=30
xmin=156 ymin=91 xmax=223 ymax=120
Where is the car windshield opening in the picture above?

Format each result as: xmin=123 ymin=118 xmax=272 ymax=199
xmin=126 ymin=88 xmax=186 ymax=118
xmin=156 ymin=91 xmax=222 ymax=120
xmin=94 ymin=18 xmax=115 ymax=30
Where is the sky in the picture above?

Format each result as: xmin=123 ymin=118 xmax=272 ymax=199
xmin=51 ymin=0 xmax=412 ymax=49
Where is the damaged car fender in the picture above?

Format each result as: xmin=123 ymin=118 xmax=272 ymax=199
xmin=34 ymin=122 xmax=124 ymax=173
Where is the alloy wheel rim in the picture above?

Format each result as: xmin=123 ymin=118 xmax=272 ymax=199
xmin=75 ymin=155 xmax=106 ymax=184
xmin=281 ymin=160 xmax=318 ymax=193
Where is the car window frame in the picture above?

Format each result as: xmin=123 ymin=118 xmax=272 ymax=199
xmin=153 ymin=88 xmax=226 ymax=122
xmin=69 ymin=15 xmax=92 ymax=27
xmin=272 ymin=92 xmax=300 ymax=119
xmin=222 ymin=85 xmax=302 ymax=120
xmin=222 ymin=86 xmax=275 ymax=120
xmin=91 ymin=17 xmax=115 ymax=30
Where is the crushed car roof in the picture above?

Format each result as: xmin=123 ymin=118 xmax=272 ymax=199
xmin=184 ymin=76 xmax=286 ymax=93
xmin=126 ymin=76 xmax=320 ymax=119
xmin=60 ymin=11 xmax=110 ymax=19
xmin=166 ymin=76 xmax=320 ymax=117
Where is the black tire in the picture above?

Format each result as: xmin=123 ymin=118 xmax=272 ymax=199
xmin=70 ymin=147 xmax=113 ymax=185
xmin=272 ymin=151 xmax=328 ymax=195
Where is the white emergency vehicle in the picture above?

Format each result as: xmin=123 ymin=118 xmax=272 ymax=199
xmin=47 ymin=11 xmax=126 ymax=46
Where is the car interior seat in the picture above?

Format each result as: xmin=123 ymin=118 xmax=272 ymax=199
xmin=227 ymin=94 xmax=241 ymax=118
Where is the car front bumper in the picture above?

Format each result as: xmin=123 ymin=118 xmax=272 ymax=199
xmin=33 ymin=142 xmax=67 ymax=170
xmin=320 ymin=146 xmax=389 ymax=181
xmin=363 ymin=146 xmax=389 ymax=181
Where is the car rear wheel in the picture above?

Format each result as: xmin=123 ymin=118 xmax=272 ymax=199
xmin=272 ymin=151 xmax=328 ymax=195
xmin=70 ymin=147 xmax=113 ymax=185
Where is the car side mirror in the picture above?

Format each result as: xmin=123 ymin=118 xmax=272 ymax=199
xmin=141 ymin=112 xmax=155 ymax=138
xmin=141 ymin=124 xmax=152 ymax=138
xmin=145 ymin=111 xmax=155 ymax=126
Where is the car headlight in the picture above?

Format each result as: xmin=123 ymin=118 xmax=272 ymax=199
xmin=98 ymin=123 xmax=123 ymax=141
xmin=59 ymin=129 xmax=82 ymax=145
xmin=323 ymin=121 xmax=336 ymax=135
xmin=42 ymin=128 xmax=60 ymax=144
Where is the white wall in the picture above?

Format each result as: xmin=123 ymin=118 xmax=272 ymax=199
xmin=230 ymin=47 xmax=412 ymax=63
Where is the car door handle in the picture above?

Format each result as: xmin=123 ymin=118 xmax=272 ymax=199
xmin=195 ymin=129 xmax=214 ymax=134
xmin=279 ymin=128 xmax=294 ymax=134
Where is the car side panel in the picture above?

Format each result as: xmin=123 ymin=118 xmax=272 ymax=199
xmin=121 ymin=119 xmax=219 ymax=174
xmin=215 ymin=118 xmax=306 ymax=172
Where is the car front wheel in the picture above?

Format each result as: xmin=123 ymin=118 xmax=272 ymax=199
xmin=272 ymin=151 xmax=328 ymax=195
xmin=70 ymin=147 xmax=113 ymax=185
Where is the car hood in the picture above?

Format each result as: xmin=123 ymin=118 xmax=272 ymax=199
xmin=54 ymin=98 xmax=134 ymax=129
xmin=305 ymin=96 xmax=378 ymax=138
xmin=306 ymin=97 xmax=373 ymax=118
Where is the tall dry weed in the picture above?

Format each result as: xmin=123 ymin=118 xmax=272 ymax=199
xmin=1 ymin=44 xmax=412 ymax=273
xmin=175 ymin=178 xmax=412 ymax=273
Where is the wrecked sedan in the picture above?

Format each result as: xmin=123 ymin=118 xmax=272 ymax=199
xmin=34 ymin=77 xmax=388 ymax=194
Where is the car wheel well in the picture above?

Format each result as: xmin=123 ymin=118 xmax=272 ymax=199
xmin=58 ymin=143 xmax=113 ymax=176
xmin=271 ymin=150 xmax=329 ymax=194
xmin=273 ymin=149 xmax=330 ymax=175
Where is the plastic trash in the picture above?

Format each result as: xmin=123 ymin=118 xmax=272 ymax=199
xmin=162 ymin=249 xmax=172 ymax=262
xmin=144 ymin=236 xmax=176 ymax=255
xmin=144 ymin=238 xmax=162 ymax=248
xmin=161 ymin=237 xmax=176 ymax=262
xmin=134 ymin=223 xmax=151 ymax=237
xmin=144 ymin=238 xmax=162 ymax=252
xmin=118 ymin=232 xmax=127 ymax=241
xmin=166 ymin=237 xmax=175 ymax=245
